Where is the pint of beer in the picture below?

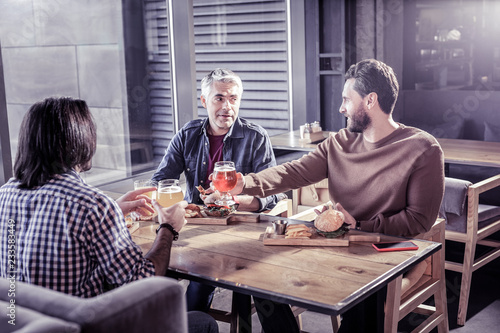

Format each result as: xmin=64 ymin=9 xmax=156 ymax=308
xmin=157 ymin=179 xmax=184 ymax=207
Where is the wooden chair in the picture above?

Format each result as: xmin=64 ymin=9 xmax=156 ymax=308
xmin=291 ymin=179 xmax=329 ymax=215
xmin=385 ymin=218 xmax=449 ymax=333
xmin=207 ymin=198 xmax=293 ymax=332
xmin=265 ymin=197 xmax=293 ymax=217
xmin=207 ymin=291 xmax=253 ymax=333
xmin=441 ymin=175 xmax=500 ymax=326
xmin=289 ymin=205 xmax=448 ymax=333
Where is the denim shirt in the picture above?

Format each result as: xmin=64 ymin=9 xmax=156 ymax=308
xmin=152 ymin=117 xmax=282 ymax=211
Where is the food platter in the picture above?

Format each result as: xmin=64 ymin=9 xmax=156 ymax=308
xmin=262 ymin=226 xmax=380 ymax=246
xmin=185 ymin=203 xmax=260 ymax=225
xmin=186 ymin=211 xmax=260 ymax=225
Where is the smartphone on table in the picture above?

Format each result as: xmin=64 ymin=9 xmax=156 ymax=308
xmin=372 ymin=241 xmax=419 ymax=252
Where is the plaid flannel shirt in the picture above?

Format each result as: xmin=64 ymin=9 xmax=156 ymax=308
xmin=0 ymin=171 xmax=155 ymax=297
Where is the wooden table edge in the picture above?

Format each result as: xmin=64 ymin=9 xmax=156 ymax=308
xmin=165 ymin=240 xmax=441 ymax=317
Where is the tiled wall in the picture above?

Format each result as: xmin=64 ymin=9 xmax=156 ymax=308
xmin=0 ymin=0 xmax=129 ymax=180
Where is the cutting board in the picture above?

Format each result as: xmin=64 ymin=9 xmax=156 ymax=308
xmin=186 ymin=212 xmax=260 ymax=225
xmin=262 ymin=227 xmax=380 ymax=246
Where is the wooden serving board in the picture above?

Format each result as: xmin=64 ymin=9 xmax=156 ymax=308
xmin=262 ymin=227 xmax=380 ymax=246
xmin=187 ymin=212 xmax=260 ymax=225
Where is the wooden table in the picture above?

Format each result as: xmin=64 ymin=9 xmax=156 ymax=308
xmin=270 ymin=130 xmax=329 ymax=152
xmin=437 ymin=138 xmax=500 ymax=168
xmin=270 ymin=130 xmax=500 ymax=168
xmin=131 ymin=215 xmax=440 ymax=332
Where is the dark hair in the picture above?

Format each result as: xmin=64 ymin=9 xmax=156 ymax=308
xmin=345 ymin=59 xmax=399 ymax=114
xmin=14 ymin=97 xmax=97 ymax=188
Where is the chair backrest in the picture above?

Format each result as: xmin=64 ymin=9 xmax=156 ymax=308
xmin=440 ymin=177 xmax=471 ymax=216
xmin=265 ymin=198 xmax=293 ymax=217
xmin=441 ymin=176 xmax=500 ymax=233
xmin=289 ymin=201 xmax=333 ymax=222
xmin=0 ymin=277 xmax=189 ymax=333
xmin=412 ymin=218 xmax=446 ymax=280
xmin=292 ymin=179 xmax=329 ymax=214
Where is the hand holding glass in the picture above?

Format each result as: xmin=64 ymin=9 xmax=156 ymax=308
xmin=133 ymin=179 xmax=157 ymax=199
xmin=132 ymin=179 xmax=157 ymax=219
xmin=157 ymin=179 xmax=184 ymax=207
xmin=212 ymin=161 xmax=237 ymax=206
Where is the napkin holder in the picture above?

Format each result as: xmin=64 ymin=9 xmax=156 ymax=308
xmin=299 ymin=131 xmax=325 ymax=143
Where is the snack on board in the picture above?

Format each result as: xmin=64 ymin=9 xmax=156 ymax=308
xmin=125 ymin=215 xmax=135 ymax=228
xmin=184 ymin=203 xmax=237 ymax=218
xmin=136 ymin=210 xmax=156 ymax=221
xmin=185 ymin=203 xmax=203 ymax=218
xmin=285 ymin=224 xmax=313 ymax=239
xmin=203 ymin=203 xmax=237 ymax=217
xmin=314 ymin=204 xmax=350 ymax=238
xmin=190 ymin=185 xmax=238 ymax=218
xmin=125 ymin=209 xmax=156 ymax=222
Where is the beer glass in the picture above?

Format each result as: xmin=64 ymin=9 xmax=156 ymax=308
xmin=212 ymin=161 xmax=237 ymax=206
xmin=157 ymin=179 xmax=184 ymax=207
xmin=133 ymin=179 xmax=157 ymax=200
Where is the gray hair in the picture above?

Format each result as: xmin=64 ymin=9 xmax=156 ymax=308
xmin=200 ymin=68 xmax=243 ymax=98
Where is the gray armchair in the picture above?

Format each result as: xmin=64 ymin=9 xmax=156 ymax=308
xmin=0 ymin=276 xmax=188 ymax=333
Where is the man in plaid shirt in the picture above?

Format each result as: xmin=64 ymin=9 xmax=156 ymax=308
xmin=0 ymin=97 xmax=218 ymax=333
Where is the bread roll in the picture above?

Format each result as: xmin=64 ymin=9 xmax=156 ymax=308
xmin=314 ymin=205 xmax=345 ymax=232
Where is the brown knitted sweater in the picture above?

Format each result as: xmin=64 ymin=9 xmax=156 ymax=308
xmin=243 ymin=124 xmax=445 ymax=236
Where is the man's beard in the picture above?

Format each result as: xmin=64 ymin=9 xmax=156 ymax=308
xmin=347 ymin=104 xmax=371 ymax=133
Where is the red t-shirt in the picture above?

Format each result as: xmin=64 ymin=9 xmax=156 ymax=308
xmin=205 ymin=134 xmax=225 ymax=185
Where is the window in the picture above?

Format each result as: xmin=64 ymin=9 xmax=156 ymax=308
xmin=1 ymin=1 xmax=135 ymax=185
xmin=0 ymin=0 xmax=294 ymax=186
xmin=192 ymin=0 xmax=290 ymax=137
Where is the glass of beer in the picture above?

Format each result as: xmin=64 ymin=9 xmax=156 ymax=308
xmin=133 ymin=179 xmax=157 ymax=200
xmin=157 ymin=179 xmax=184 ymax=207
xmin=212 ymin=161 xmax=237 ymax=206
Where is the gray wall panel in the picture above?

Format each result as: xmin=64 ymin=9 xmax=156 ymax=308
xmin=3 ymin=46 xmax=79 ymax=104
xmin=78 ymin=45 xmax=123 ymax=108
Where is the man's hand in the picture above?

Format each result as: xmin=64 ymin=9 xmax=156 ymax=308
xmin=152 ymin=200 xmax=188 ymax=232
xmin=146 ymin=200 xmax=187 ymax=276
xmin=206 ymin=172 xmax=245 ymax=197
xmin=335 ymin=202 xmax=356 ymax=227
xmin=116 ymin=187 xmax=156 ymax=216
xmin=200 ymin=188 xmax=221 ymax=205
xmin=229 ymin=172 xmax=245 ymax=196
xmin=314 ymin=204 xmax=329 ymax=216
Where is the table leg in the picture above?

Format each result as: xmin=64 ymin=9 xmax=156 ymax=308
xmin=232 ymin=292 xmax=252 ymax=333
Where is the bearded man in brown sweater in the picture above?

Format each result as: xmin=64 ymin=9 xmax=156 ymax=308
xmin=235 ymin=58 xmax=444 ymax=237
xmin=231 ymin=58 xmax=445 ymax=332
